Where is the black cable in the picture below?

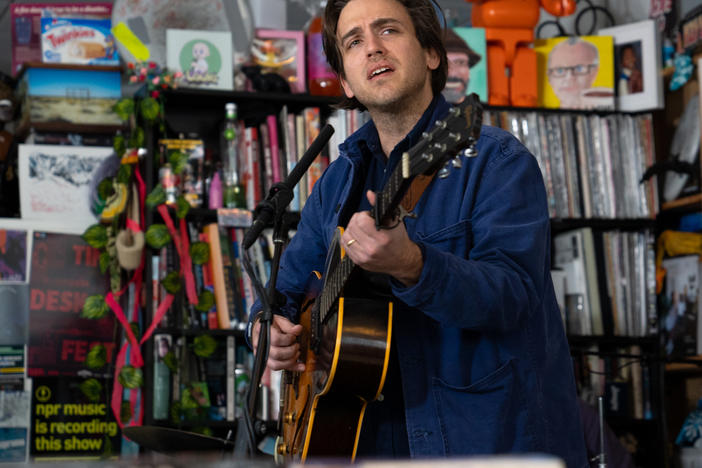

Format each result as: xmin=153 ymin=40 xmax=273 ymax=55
xmin=536 ymin=19 xmax=568 ymax=39
xmin=574 ymin=0 xmax=614 ymax=36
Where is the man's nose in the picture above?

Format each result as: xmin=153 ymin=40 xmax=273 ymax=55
xmin=365 ymin=34 xmax=385 ymax=57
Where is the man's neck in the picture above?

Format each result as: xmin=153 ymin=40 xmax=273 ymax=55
xmin=369 ymin=93 xmax=435 ymax=157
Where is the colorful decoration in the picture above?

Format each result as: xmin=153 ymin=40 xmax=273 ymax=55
xmin=464 ymin=0 xmax=577 ymax=107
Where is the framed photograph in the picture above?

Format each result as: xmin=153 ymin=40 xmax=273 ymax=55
xmin=534 ymin=35 xmax=615 ymax=110
xmin=166 ymin=29 xmax=233 ymax=90
xmin=252 ymin=29 xmax=306 ymax=93
xmin=18 ymin=144 xmax=114 ymax=231
xmin=599 ymin=19 xmax=664 ymax=112
xmin=442 ymin=27 xmax=487 ymax=104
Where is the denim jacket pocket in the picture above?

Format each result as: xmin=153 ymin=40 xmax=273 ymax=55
xmin=416 ymin=219 xmax=472 ymax=258
xmin=431 ymin=359 xmax=530 ymax=455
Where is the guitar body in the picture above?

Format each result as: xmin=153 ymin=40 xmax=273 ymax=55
xmin=277 ymin=228 xmax=393 ymax=463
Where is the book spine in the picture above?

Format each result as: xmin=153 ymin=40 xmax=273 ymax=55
xmin=226 ymin=335 xmax=236 ymax=421
xmin=295 ymin=114 xmax=307 ymax=207
xmin=205 ymin=223 xmax=230 ymax=329
xmin=199 ymin=231 xmax=218 ymax=329
xmin=259 ymin=121 xmax=273 ymax=195
xmin=152 ymin=334 xmax=172 ymax=420
xmin=286 ymin=113 xmax=300 ymax=211
xmin=267 ymin=114 xmax=282 ymax=184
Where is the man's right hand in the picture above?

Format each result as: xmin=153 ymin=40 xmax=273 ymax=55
xmin=251 ymin=314 xmax=305 ymax=372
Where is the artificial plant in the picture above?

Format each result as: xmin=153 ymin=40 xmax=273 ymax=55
xmin=79 ymin=62 xmax=217 ymax=432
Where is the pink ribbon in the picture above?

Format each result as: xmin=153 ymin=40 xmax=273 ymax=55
xmin=156 ymin=204 xmax=198 ymax=305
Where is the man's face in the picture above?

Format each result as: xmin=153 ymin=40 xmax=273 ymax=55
xmin=336 ymin=0 xmax=439 ymax=113
xmin=547 ymin=42 xmax=599 ymax=107
xmin=621 ymin=47 xmax=636 ymax=69
xmin=443 ymin=51 xmax=470 ymax=103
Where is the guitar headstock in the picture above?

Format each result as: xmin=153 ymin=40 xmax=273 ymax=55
xmin=373 ymin=93 xmax=483 ymax=226
xmin=401 ymin=93 xmax=483 ymax=180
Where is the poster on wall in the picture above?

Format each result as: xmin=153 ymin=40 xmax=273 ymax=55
xmin=166 ymin=29 xmax=233 ymax=90
xmin=30 ymin=376 xmax=120 ymax=459
xmin=533 ymin=35 xmax=615 ymax=110
xmin=27 ymin=232 xmax=113 ymax=377
xmin=441 ymin=27 xmax=487 ymax=104
xmin=0 ymin=229 xmax=28 ymax=282
xmin=598 ymin=19 xmax=664 ymax=111
xmin=18 ymin=145 xmax=114 ymax=232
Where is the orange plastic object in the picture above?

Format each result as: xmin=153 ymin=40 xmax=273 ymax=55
xmin=465 ymin=0 xmax=576 ymax=106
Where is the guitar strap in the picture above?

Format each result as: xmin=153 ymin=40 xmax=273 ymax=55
xmin=401 ymin=171 xmax=437 ymax=213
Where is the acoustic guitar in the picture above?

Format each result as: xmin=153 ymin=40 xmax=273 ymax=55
xmin=276 ymin=94 xmax=483 ymax=463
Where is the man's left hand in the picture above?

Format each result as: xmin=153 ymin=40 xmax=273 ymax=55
xmin=340 ymin=190 xmax=423 ymax=287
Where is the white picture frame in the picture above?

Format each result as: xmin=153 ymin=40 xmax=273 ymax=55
xmin=18 ymin=144 xmax=114 ymax=232
xmin=598 ymin=19 xmax=664 ymax=112
xmin=167 ymin=29 xmax=233 ymax=91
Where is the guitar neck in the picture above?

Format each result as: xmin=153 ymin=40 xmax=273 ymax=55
xmin=318 ymin=95 xmax=483 ymax=324
xmin=319 ymin=149 xmax=422 ymax=322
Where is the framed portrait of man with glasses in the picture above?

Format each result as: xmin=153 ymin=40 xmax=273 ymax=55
xmin=534 ymin=36 xmax=615 ymax=110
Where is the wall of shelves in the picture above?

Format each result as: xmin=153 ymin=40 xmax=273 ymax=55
xmin=126 ymin=88 xmax=674 ymax=464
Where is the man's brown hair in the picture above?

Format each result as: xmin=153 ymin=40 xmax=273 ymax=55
xmin=322 ymin=0 xmax=448 ymax=110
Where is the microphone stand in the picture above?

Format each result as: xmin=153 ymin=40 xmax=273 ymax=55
xmin=233 ymin=124 xmax=334 ymax=459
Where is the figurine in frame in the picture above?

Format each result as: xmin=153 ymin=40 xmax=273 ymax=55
xmin=251 ymin=29 xmax=306 ymax=93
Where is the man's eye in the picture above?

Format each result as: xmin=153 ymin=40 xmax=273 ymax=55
xmin=574 ymin=65 xmax=587 ymax=73
xmin=348 ymin=39 xmax=361 ymax=48
xmin=381 ymin=28 xmax=395 ymax=35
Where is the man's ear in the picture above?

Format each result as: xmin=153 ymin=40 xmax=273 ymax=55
xmin=340 ymin=75 xmax=355 ymax=99
xmin=426 ymin=48 xmax=440 ymax=71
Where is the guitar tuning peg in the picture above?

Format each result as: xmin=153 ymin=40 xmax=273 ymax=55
xmin=465 ymin=144 xmax=478 ymax=157
xmin=451 ymin=155 xmax=462 ymax=168
xmin=438 ymin=162 xmax=451 ymax=179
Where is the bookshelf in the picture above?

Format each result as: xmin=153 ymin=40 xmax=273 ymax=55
xmin=137 ymin=88 xmax=674 ymax=464
xmin=140 ymin=89 xmax=341 ymax=441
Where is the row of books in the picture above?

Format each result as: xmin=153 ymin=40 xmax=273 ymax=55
xmin=485 ymin=110 xmax=658 ymax=220
xmin=154 ymin=221 xmax=275 ymax=331
xmin=228 ymin=106 xmax=369 ymax=213
xmin=553 ymin=228 xmax=657 ymax=338
xmin=152 ymin=333 xmax=253 ymax=424
xmin=572 ymin=345 xmax=655 ymax=421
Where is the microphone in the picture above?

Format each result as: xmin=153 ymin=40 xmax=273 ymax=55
xmin=242 ymin=123 xmax=335 ymax=249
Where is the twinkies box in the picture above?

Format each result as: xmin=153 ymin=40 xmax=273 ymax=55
xmin=10 ymin=3 xmax=112 ymax=76
xmin=17 ymin=64 xmax=122 ymax=127
xmin=40 ymin=17 xmax=119 ymax=65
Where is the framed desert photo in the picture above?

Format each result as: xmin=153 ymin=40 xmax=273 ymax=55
xmin=599 ymin=20 xmax=664 ymax=112
xmin=534 ymin=35 xmax=615 ymax=110
xmin=251 ymin=29 xmax=306 ymax=93
xmin=166 ymin=29 xmax=233 ymax=90
xmin=442 ymin=27 xmax=487 ymax=104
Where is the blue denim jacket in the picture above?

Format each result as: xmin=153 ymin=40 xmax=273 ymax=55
xmin=249 ymin=96 xmax=587 ymax=467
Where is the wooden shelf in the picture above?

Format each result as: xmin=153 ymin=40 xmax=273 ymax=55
xmin=665 ymin=355 xmax=702 ymax=373
xmin=153 ymin=327 xmax=245 ymax=338
xmin=17 ymin=121 xmax=124 ymax=136
xmin=163 ymin=88 xmax=340 ymax=109
xmin=551 ymin=218 xmax=656 ymax=232
xmin=567 ymin=335 xmax=658 ymax=347
xmin=660 ymin=193 xmax=702 ymax=212
xmin=16 ymin=61 xmax=123 ymax=80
